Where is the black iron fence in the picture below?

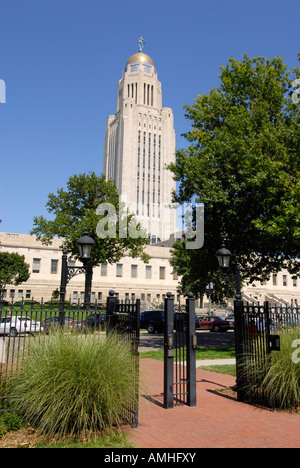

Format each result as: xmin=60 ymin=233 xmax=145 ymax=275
xmin=106 ymin=291 xmax=140 ymax=427
xmin=0 ymin=295 xmax=140 ymax=428
xmin=234 ymin=301 xmax=300 ymax=406
xmin=0 ymin=299 xmax=104 ymax=409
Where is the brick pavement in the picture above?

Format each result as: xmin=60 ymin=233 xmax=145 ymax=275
xmin=127 ymin=359 xmax=300 ymax=448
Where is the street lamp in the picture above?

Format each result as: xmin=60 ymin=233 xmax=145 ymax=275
xmin=205 ymin=282 xmax=214 ymax=316
xmin=216 ymin=243 xmax=231 ymax=270
xmin=77 ymin=231 xmax=95 ymax=263
xmin=59 ymin=231 xmax=95 ymax=325
xmin=216 ymin=243 xmax=241 ymax=300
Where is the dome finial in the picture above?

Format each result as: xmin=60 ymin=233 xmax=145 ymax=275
xmin=138 ymin=36 xmax=145 ymax=53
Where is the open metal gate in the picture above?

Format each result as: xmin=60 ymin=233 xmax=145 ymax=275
xmin=106 ymin=290 xmax=140 ymax=427
xmin=164 ymin=292 xmax=197 ymax=409
xmin=234 ymin=300 xmax=281 ymax=406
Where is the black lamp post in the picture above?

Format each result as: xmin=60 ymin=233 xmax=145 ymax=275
xmin=205 ymin=282 xmax=214 ymax=315
xmin=216 ymin=243 xmax=241 ymax=300
xmin=59 ymin=231 xmax=95 ymax=326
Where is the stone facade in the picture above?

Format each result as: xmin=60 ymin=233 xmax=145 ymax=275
xmin=0 ymin=232 xmax=180 ymax=305
xmin=0 ymin=231 xmax=299 ymax=307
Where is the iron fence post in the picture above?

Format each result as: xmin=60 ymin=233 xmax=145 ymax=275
xmin=186 ymin=292 xmax=197 ymax=407
xmin=106 ymin=290 xmax=117 ymax=334
xmin=133 ymin=298 xmax=140 ymax=428
xmin=134 ymin=298 xmax=141 ymax=348
xmin=59 ymin=251 xmax=68 ymax=327
xmin=164 ymin=292 xmax=174 ymax=409
xmin=264 ymin=301 xmax=271 ymax=354
xmin=234 ymin=299 xmax=247 ymax=402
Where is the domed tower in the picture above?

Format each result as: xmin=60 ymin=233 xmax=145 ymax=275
xmin=103 ymin=39 xmax=176 ymax=241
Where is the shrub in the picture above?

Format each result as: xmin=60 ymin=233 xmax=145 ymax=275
xmin=9 ymin=331 xmax=138 ymax=436
xmin=261 ymin=325 xmax=300 ymax=409
xmin=241 ymin=325 xmax=300 ymax=409
xmin=0 ymin=412 xmax=24 ymax=439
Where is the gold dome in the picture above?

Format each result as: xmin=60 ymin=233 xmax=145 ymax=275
xmin=126 ymin=52 xmax=155 ymax=68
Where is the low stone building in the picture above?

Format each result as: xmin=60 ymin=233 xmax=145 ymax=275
xmin=0 ymin=232 xmax=180 ymax=306
xmin=0 ymin=232 xmax=299 ymax=309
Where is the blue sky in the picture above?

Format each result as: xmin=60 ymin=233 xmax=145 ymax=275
xmin=1 ymin=0 xmax=299 ymax=234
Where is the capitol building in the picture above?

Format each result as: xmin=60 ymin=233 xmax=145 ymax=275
xmin=1 ymin=42 xmax=299 ymax=309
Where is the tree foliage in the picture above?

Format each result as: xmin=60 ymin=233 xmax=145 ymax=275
xmin=169 ymin=55 xmax=300 ymax=300
xmin=0 ymin=252 xmax=30 ymax=298
xmin=31 ymin=172 xmax=150 ymax=267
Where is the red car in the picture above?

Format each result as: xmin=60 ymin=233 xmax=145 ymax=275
xmin=198 ymin=316 xmax=230 ymax=332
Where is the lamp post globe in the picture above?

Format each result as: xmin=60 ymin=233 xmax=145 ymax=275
xmin=216 ymin=243 xmax=231 ymax=270
xmin=77 ymin=231 xmax=95 ymax=263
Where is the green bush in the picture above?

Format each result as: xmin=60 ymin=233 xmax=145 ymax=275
xmin=9 ymin=331 xmax=138 ymax=436
xmin=0 ymin=412 xmax=24 ymax=439
xmin=242 ymin=325 xmax=300 ymax=409
xmin=262 ymin=325 xmax=300 ymax=409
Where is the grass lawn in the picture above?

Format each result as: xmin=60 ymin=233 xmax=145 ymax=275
xmin=140 ymin=346 xmax=236 ymax=361
xmin=197 ymin=364 xmax=236 ymax=376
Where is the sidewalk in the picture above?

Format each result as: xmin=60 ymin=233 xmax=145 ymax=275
xmin=127 ymin=359 xmax=300 ymax=448
xmin=196 ymin=358 xmax=236 ymax=367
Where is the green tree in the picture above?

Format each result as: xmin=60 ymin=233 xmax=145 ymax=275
xmin=170 ymin=55 xmax=300 ymax=301
xmin=31 ymin=172 xmax=149 ymax=301
xmin=0 ymin=252 xmax=30 ymax=299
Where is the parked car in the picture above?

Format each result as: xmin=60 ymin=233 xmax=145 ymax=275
xmin=198 ymin=316 xmax=230 ymax=332
xmin=42 ymin=316 xmax=82 ymax=333
xmin=174 ymin=312 xmax=201 ymax=332
xmin=140 ymin=310 xmax=164 ymax=334
xmin=225 ymin=313 xmax=235 ymax=329
xmin=84 ymin=313 xmax=106 ymax=330
xmin=140 ymin=310 xmax=200 ymax=334
xmin=0 ymin=316 xmax=43 ymax=337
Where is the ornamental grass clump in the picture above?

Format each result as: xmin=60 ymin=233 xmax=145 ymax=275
xmin=9 ymin=331 xmax=138 ymax=437
xmin=261 ymin=325 xmax=300 ymax=409
xmin=241 ymin=325 xmax=300 ymax=410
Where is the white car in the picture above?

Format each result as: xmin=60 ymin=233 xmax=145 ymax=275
xmin=0 ymin=316 xmax=43 ymax=337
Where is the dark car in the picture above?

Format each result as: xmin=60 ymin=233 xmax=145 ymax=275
xmin=84 ymin=313 xmax=106 ymax=330
xmin=140 ymin=310 xmax=200 ymax=334
xmin=140 ymin=310 xmax=164 ymax=334
xmin=174 ymin=312 xmax=201 ymax=332
xmin=42 ymin=316 xmax=82 ymax=333
xmin=198 ymin=316 xmax=230 ymax=332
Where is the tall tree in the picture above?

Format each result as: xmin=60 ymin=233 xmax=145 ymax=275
xmin=169 ymin=55 xmax=300 ymax=300
xmin=0 ymin=252 xmax=30 ymax=300
xmin=31 ymin=172 xmax=149 ymax=301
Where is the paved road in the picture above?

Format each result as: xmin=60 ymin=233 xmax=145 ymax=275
xmin=139 ymin=330 xmax=235 ymax=352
